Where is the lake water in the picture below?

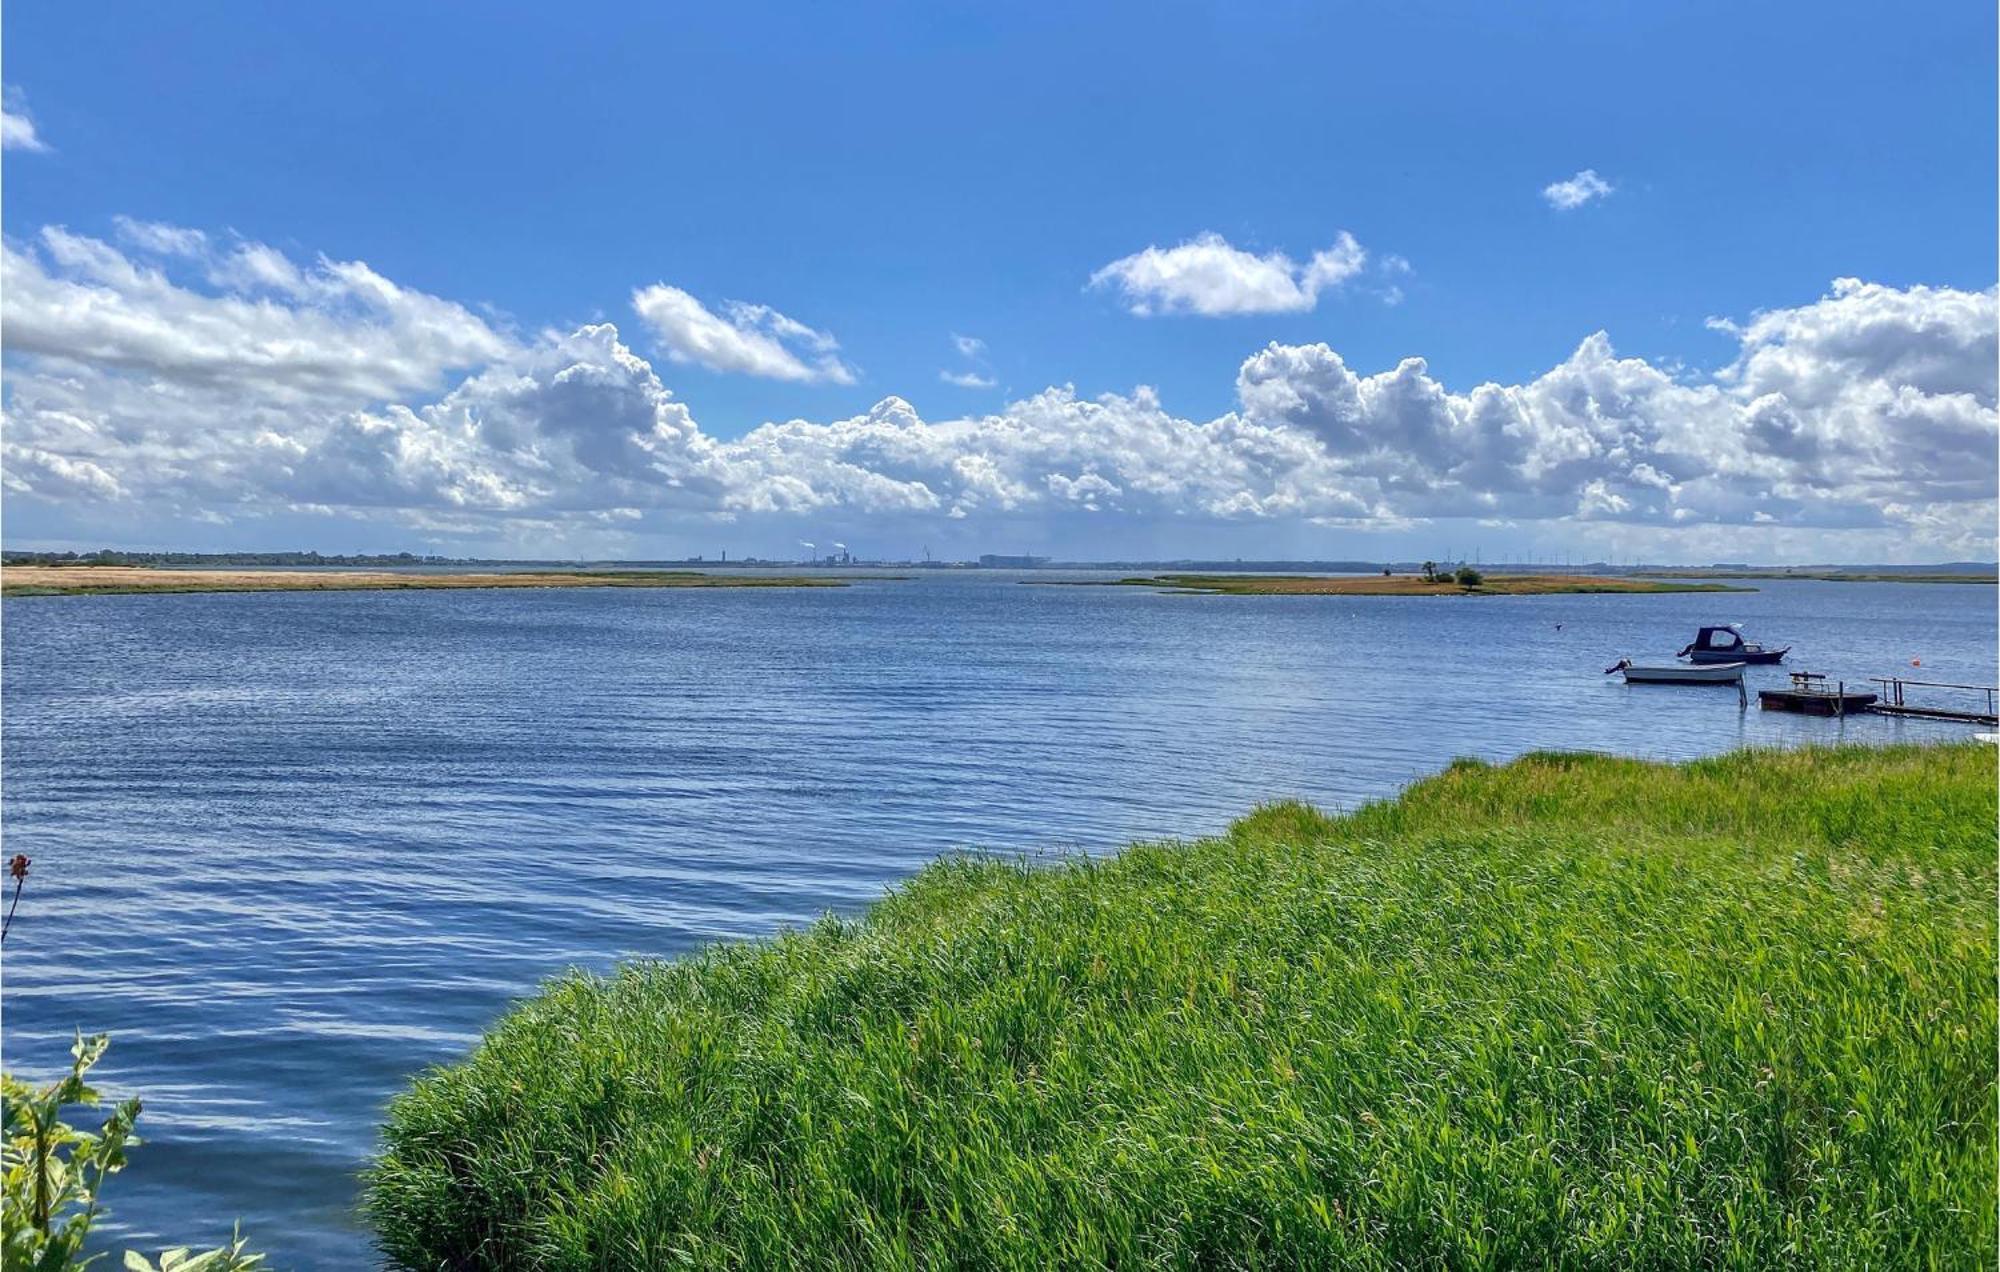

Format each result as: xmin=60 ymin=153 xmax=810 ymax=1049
xmin=2 ymin=573 xmax=1993 ymax=1267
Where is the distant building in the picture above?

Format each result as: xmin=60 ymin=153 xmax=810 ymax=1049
xmin=978 ymin=554 xmax=1049 ymax=568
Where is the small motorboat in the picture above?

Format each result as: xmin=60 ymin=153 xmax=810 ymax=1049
xmin=1605 ymin=658 xmax=1747 ymax=684
xmin=1678 ymin=624 xmax=1788 ymax=664
xmin=1757 ymin=671 xmax=1877 ymax=716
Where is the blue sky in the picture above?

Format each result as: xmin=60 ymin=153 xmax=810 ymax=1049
xmin=3 ymin=2 xmax=1995 ymax=561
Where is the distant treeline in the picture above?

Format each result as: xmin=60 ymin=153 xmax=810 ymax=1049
xmin=1 ymin=549 xmax=479 ymax=567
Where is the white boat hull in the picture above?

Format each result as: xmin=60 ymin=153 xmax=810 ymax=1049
xmin=1618 ymin=661 xmax=1746 ymax=683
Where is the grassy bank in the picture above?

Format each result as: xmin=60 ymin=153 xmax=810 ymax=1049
xmin=1058 ymin=573 xmax=1750 ymax=596
xmin=0 ymin=566 xmax=851 ymax=596
xmin=369 ymin=744 xmax=1995 ymax=1269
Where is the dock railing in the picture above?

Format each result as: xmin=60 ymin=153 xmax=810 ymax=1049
xmin=1867 ymin=677 xmax=1999 ymax=726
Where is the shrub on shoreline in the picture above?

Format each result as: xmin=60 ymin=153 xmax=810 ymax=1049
xmin=369 ymin=744 xmax=1996 ymax=1269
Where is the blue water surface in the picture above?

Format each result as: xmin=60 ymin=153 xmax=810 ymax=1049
xmin=2 ymin=573 xmax=1993 ymax=1266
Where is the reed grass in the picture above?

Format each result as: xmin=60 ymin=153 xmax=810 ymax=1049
xmin=368 ymin=743 xmax=1996 ymax=1269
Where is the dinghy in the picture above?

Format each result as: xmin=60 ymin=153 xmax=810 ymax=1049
xmin=1605 ymin=658 xmax=1747 ymax=684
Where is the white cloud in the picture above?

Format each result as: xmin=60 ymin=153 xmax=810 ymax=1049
xmin=3 ymin=225 xmax=1991 ymax=560
xmin=2 ymin=226 xmax=512 ymax=406
xmin=940 ymin=332 xmax=995 ymax=387
xmin=207 ymin=241 xmax=310 ymax=294
xmin=112 ymin=217 xmax=210 ymax=257
xmin=1229 ymin=274 xmax=1996 ymax=546
xmin=1 ymin=443 xmax=123 ymax=500
xmin=1089 ymin=231 xmax=1369 ymax=317
xmin=1543 ymin=169 xmax=1614 ymax=210
xmin=294 ymin=323 xmax=732 ymax=515
xmin=630 ymin=284 xmax=855 ymax=384
xmin=2 ymin=87 xmax=48 ymax=152
xmin=1301 ymin=235 xmax=1367 ymax=294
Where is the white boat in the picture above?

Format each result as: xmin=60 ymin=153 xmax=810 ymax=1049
xmin=1605 ymin=658 xmax=1746 ymax=684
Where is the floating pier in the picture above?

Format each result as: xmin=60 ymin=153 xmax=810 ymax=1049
xmin=1866 ymin=677 xmax=1999 ymax=727
xmin=1758 ymin=673 xmax=1876 ymax=717
xmin=1759 ymin=672 xmax=1998 ymax=725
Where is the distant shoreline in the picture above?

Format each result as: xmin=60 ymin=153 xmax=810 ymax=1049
xmin=1638 ymin=570 xmax=1997 ymax=584
xmin=1038 ymin=573 xmax=1754 ymax=596
xmin=7 ymin=553 xmax=1992 ymax=581
xmin=0 ymin=566 xmax=857 ymax=597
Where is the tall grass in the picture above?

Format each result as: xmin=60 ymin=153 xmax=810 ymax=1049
xmin=368 ymin=744 xmax=1996 ymax=1268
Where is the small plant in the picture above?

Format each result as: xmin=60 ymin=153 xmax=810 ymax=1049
xmin=1 ymin=1035 xmax=265 ymax=1272
xmin=121 ymin=1228 xmax=262 ymax=1271
xmin=1454 ymin=565 xmax=1484 ymax=587
xmin=0 ymin=858 xmax=262 ymax=1272
xmin=3 ymin=1033 xmax=144 ymax=1271
xmin=4 ymin=853 xmax=28 ymax=942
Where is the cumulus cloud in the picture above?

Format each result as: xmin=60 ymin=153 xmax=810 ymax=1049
xmin=295 ymin=323 xmax=735 ymax=516
xmin=2 ymin=87 xmax=48 ymax=152
xmin=1229 ymin=275 xmax=1995 ymax=547
xmin=1089 ymin=231 xmax=1369 ymax=316
xmin=630 ymin=284 xmax=855 ymax=384
xmin=3 ymin=224 xmax=1991 ymax=559
xmin=1543 ymin=169 xmax=1614 ymax=210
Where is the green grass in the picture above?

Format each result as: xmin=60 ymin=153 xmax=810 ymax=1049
xmin=368 ymin=744 xmax=1996 ymax=1269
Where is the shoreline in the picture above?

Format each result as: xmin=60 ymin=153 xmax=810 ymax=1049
xmin=1036 ymin=572 xmax=1754 ymax=596
xmin=0 ymin=566 xmax=862 ymax=597
xmin=1639 ymin=570 xmax=1996 ymax=584
xmin=369 ymin=741 xmax=1995 ymax=1268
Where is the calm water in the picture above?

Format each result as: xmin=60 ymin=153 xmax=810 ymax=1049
xmin=3 ymin=574 xmax=1993 ymax=1266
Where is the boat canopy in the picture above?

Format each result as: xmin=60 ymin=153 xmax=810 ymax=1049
xmin=1692 ymin=625 xmax=1744 ymax=650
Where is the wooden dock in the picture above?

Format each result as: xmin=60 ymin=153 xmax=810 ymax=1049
xmin=1867 ymin=677 xmax=1999 ymax=727
xmin=1758 ymin=675 xmax=1876 ymax=717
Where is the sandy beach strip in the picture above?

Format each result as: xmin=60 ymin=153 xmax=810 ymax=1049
xmin=0 ymin=566 xmax=850 ymax=596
